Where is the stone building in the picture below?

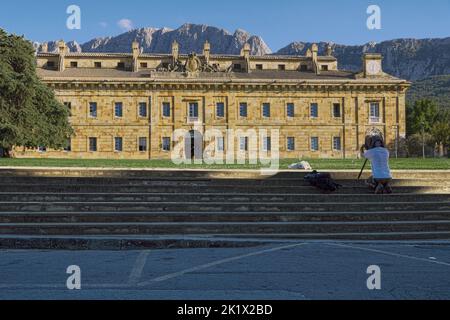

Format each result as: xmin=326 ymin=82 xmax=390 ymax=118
xmin=15 ymin=40 xmax=410 ymax=160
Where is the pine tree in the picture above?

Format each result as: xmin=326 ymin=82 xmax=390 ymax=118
xmin=0 ymin=28 xmax=72 ymax=157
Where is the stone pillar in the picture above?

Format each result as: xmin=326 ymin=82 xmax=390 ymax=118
xmin=132 ymin=41 xmax=140 ymax=72
xmin=58 ymin=40 xmax=66 ymax=72
xmin=203 ymin=41 xmax=211 ymax=63
xmin=241 ymin=43 xmax=251 ymax=73
xmin=311 ymin=43 xmax=319 ymax=74
xmin=41 ymin=43 xmax=48 ymax=53
xmin=172 ymin=40 xmax=179 ymax=62
xmin=326 ymin=43 xmax=333 ymax=56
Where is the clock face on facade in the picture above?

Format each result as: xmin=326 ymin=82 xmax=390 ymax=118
xmin=366 ymin=60 xmax=381 ymax=75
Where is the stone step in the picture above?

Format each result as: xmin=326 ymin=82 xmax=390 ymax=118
xmin=0 ymin=201 xmax=448 ymax=213
xmin=1 ymin=220 xmax=450 ymax=235
xmin=202 ymin=232 xmax=450 ymax=241
xmin=0 ymin=193 xmax=449 ymax=203
xmin=0 ymin=235 xmax=265 ymax=250
xmin=2 ymin=178 xmax=450 ymax=187
xmin=2 ymin=232 xmax=450 ymax=249
xmin=2 ymin=169 xmax=450 ymax=180
xmin=0 ymin=185 xmax=447 ymax=194
xmin=1 ymin=210 xmax=450 ymax=224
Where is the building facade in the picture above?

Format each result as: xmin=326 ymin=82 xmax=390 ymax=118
xmin=14 ymin=40 xmax=410 ymax=160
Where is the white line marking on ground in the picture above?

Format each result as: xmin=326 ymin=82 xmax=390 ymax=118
xmin=325 ymin=242 xmax=450 ymax=267
xmin=138 ymin=242 xmax=308 ymax=286
xmin=128 ymin=250 xmax=151 ymax=285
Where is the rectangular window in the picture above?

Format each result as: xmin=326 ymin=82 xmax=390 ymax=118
xmin=138 ymin=102 xmax=147 ymax=118
xmin=239 ymin=137 xmax=248 ymax=151
xmin=89 ymin=102 xmax=97 ymax=118
xmin=287 ymin=103 xmax=295 ymax=118
xmin=216 ymin=102 xmax=225 ymax=118
xmin=310 ymin=103 xmax=319 ymax=118
xmin=162 ymin=102 xmax=171 ymax=117
xmin=64 ymin=138 xmax=71 ymax=152
xmin=333 ymin=137 xmax=342 ymax=151
xmin=138 ymin=137 xmax=147 ymax=152
xmin=64 ymin=102 xmax=72 ymax=116
xmin=321 ymin=65 xmax=329 ymax=71
xmin=188 ymin=102 xmax=199 ymax=120
xmin=262 ymin=103 xmax=270 ymax=118
xmin=333 ymin=103 xmax=341 ymax=118
xmin=369 ymin=102 xmax=380 ymax=123
xmin=287 ymin=137 xmax=295 ymax=151
xmin=255 ymin=64 xmax=263 ymax=70
xmin=114 ymin=137 xmax=123 ymax=152
xmin=300 ymin=64 xmax=307 ymax=71
xmin=263 ymin=137 xmax=271 ymax=151
xmin=278 ymin=64 xmax=286 ymax=71
xmin=70 ymin=61 xmax=78 ymax=68
xmin=311 ymin=137 xmax=319 ymax=151
xmin=117 ymin=62 xmax=125 ymax=70
xmin=89 ymin=137 xmax=97 ymax=152
xmin=162 ymin=137 xmax=171 ymax=151
xmin=47 ymin=61 xmax=55 ymax=68
xmin=216 ymin=137 xmax=224 ymax=152
xmin=94 ymin=62 xmax=102 ymax=68
xmin=234 ymin=64 xmax=242 ymax=71
xmin=38 ymin=146 xmax=46 ymax=153
xmin=114 ymin=102 xmax=123 ymax=118
xmin=239 ymin=103 xmax=248 ymax=118
xmin=140 ymin=62 xmax=148 ymax=68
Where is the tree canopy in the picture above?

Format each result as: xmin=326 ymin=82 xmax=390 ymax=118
xmin=406 ymin=98 xmax=450 ymax=157
xmin=0 ymin=28 xmax=72 ymax=156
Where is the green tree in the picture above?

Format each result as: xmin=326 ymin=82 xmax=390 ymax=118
xmin=0 ymin=28 xmax=72 ymax=157
xmin=406 ymin=99 xmax=439 ymax=158
xmin=406 ymin=99 xmax=439 ymax=135
xmin=430 ymin=109 xmax=450 ymax=157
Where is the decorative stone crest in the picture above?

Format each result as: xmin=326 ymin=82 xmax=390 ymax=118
xmin=185 ymin=53 xmax=202 ymax=73
xmin=156 ymin=51 xmax=221 ymax=75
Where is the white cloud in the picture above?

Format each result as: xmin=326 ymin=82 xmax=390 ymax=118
xmin=117 ymin=19 xmax=133 ymax=31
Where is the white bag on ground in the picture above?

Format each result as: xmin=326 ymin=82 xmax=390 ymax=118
xmin=288 ymin=161 xmax=312 ymax=170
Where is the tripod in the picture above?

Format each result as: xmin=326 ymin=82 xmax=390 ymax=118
xmin=358 ymin=159 xmax=368 ymax=180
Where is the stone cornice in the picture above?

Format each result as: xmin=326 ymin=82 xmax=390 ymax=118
xmin=43 ymin=78 xmax=411 ymax=93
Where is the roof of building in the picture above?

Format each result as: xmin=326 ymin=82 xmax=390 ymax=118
xmin=36 ymin=68 xmax=409 ymax=85
xmin=36 ymin=52 xmax=336 ymax=61
xmin=37 ymin=68 xmax=352 ymax=80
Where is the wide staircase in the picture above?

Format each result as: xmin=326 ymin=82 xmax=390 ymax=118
xmin=0 ymin=168 xmax=449 ymax=249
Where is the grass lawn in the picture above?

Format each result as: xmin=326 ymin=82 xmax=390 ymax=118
xmin=0 ymin=158 xmax=449 ymax=170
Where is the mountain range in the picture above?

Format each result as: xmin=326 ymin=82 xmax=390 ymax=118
xmin=34 ymin=23 xmax=450 ymax=82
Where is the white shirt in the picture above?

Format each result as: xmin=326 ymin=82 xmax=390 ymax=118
xmin=364 ymin=147 xmax=392 ymax=179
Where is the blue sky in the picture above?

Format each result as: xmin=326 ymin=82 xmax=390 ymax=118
xmin=1 ymin=0 xmax=450 ymax=50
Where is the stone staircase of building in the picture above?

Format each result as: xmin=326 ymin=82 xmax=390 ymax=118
xmin=0 ymin=168 xmax=449 ymax=249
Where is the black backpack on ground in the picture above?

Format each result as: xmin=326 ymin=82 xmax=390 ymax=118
xmin=304 ymin=170 xmax=342 ymax=192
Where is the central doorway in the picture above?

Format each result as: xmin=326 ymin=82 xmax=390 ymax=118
xmin=185 ymin=130 xmax=203 ymax=160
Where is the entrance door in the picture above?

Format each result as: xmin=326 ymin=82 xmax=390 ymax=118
xmin=185 ymin=130 xmax=203 ymax=160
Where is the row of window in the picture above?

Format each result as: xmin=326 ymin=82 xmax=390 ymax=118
xmin=253 ymin=64 xmax=327 ymax=72
xmin=239 ymin=102 xmax=343 ymax=119
xmin=89 ymin=136 xmax=340 ymax=152
xmin=84 ymin=102 xmax=148 ymax=118
xmin=173 ymin=102 xmax=369 ymax=120
xmin=72 ymin=101 xmax=381 ymax=122
xmin=55 ymin=61 xmax=150 ymax=69
xmin=51 ymin=61 xmax=318 ymax=72
xmin=236 ymin=136 xmax=341 ymax=152
xmin=86 ymin=137 xmax=149 ymax=152
xmin=38 ymin=136 xmax=342 ymax=153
